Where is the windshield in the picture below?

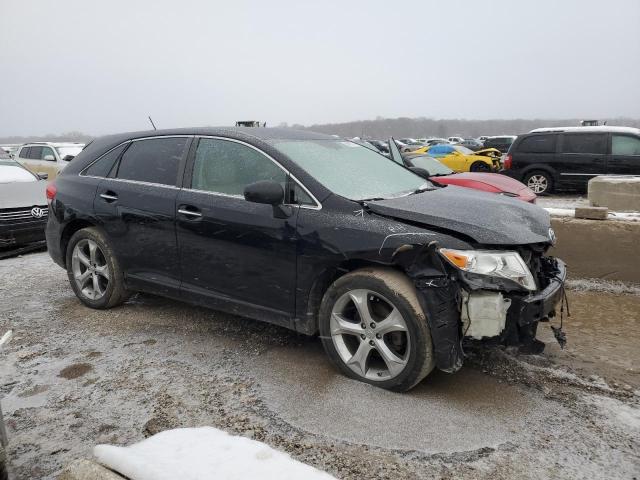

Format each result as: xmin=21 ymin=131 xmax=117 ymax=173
xmin=453 ymin=145 xmax=474 ymax=155
xmin=55 ymin=146 xmax=83 ymax=159
xmin=0 ymin=163 xmax=37 ymax=183
xmin=409 ymin=156 xmax=453 ymax=175
xmin=271 ymin=140 xmax=428 ymax=201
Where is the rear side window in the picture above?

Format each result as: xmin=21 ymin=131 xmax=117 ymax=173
xmin=561 ymin=134 xmax=607 ymax=154
xmin=84 ymin=143 xmax=129 ymax=177
xmin=116 ymin=137 xmax=187 ymax=186
xmin=517 ymin=135 xmax=557 ymax=153
xmin=27 ymin=146 xmax=43 ymax=159
xmin=612 ymin=135 xmax=640 ymax=156
xmin=19 ymin=147 xmax=30 ymax=158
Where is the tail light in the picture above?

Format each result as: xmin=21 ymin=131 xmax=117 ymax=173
xmin=46 ymin=182 xmax=57 ymax=205
xmin=503 ymin=154 xmax=512 ymax=170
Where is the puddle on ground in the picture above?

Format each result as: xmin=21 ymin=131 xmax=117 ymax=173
xmin=58 ymin=363 xmax=93 ymax=380
xmin=541 ymin=291 xmax=640 ymax=387
xmin=250 ymin=341 xmax=554 ymax=454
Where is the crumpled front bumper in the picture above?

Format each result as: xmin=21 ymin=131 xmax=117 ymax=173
xmin=508 ymin=258 xmax=567 ymax=327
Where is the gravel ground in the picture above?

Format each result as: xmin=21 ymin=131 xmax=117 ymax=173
xmin=1 ymin=252 xmax=639 ymax=479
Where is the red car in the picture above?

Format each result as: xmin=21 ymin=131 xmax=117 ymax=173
xmin=406 ymin=154 xmax=536 ymax=203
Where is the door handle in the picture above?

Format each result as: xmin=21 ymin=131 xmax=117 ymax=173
xmin=178 ymin=207 xmax=202 ymax=218
xmin=100 ymin=191 xmax=118 ymax=202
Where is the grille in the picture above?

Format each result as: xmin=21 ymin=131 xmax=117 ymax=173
xmin=0 ymin=206 xmax=48 ymax=223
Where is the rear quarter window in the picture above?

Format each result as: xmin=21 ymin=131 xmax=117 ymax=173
xmin=83 ymin=143 xmax=129 ymax=178
xmin=517 ymin=135 xmax=557 ymax=153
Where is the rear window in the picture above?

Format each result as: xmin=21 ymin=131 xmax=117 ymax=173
xmin=561 ymin=133 xmax=607 ymax=154
xmin=115 ymin=137 xmax=188 ymax=186
xmin=517 ymin=135 xmax=557 ymax=153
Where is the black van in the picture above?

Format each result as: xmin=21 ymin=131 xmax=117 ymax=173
xmin=501 ymin=127 xmax=640 ymax=194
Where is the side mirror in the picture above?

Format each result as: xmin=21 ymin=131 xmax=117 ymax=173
xmin=63 ymin=155 xmax=75 ymax=162
xmin=244 ymin=180 xmax=284 ymax=205
xmin=43 ymin=154 xmax=55 ymax=161
xmin=37 ymin=172 xmax=49 ymax=180
xmin=244 ymin=180 xmax=290 ymax=219
xmin=409 ymin=167 xmax=430 ymax=179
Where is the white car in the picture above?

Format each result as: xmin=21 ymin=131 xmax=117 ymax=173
xmin=448 ymin=136 xmax=464 ymax=144
xmin=15 ymin=142 xmax=85 ymax=180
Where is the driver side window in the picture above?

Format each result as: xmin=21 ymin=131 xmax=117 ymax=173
xmin=191 ymin=138 xmax=287 ymax=197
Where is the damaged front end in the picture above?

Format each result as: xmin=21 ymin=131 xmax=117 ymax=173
xmin=396 ymin=241 xmax=567 ymax=373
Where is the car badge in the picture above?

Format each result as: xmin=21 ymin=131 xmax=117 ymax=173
xmin=31 ymin=207 xmax=45 ymax=219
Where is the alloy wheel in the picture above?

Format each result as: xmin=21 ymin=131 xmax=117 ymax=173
xmin=330 ymin=289 xmax=410 ymax=381
xmin=527 ymin=175 xmax=548 ymax=194
xmin=71 ymin=239 xmax=110 ymax=300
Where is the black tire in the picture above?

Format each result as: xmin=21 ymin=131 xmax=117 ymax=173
xmin=524 ymin=170 xmax=554 ymax=195
xmin=470 ymin=161 xmax=491 ymax=172
xmin=319 ymin=267 xmax=435 ymax=392
xmin=65 ymin=227 xmax=129 ymax=309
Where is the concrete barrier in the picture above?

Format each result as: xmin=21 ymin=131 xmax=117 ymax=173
xmin=549 ymin=217 xmax=640 ymax=283
xmin=589 ymin=176 xmax=640 ymax=212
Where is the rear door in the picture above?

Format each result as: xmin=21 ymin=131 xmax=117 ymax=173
xmin=176 ymin=137 xmax=299 ymax=324
xmin=608 ymin=134 xmax=640 ymax=175
xmin=94 ymin=136 xmax=191 ymax=295
xmin=558 ymin=133 xmax=608 ymax=187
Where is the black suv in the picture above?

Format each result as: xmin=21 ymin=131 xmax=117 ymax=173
xmin=502 ymin=126 xmax=640 ymax=194
xmin=46 ymin=127 xmax=565 ymax=391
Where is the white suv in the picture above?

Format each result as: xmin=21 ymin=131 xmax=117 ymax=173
xmin=15 ymin=142 xmax=85 ymax=180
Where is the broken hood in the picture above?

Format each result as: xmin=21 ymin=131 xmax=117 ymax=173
xmin=367 ymin=185 xmax=552 ymax=245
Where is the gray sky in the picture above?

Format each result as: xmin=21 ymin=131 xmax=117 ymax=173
xmin=1 ymin=0 xmax=639 ymax=136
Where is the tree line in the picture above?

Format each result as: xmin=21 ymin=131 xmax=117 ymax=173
xmin=2 ymin=117 xmax=639 ymax=144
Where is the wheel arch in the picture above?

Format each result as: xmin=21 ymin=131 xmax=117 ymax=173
xmin=59 ymin=219 xmax=97 ymax=268
xmin=295 ymin=259 xmax=406 ymax=335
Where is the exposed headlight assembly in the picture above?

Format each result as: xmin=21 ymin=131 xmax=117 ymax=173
xmin=439 ymin=248 xmax=537 ymax=291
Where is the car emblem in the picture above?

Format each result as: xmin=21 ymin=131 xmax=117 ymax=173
xmin=548 ymin=227 xmax=556 ymax=246
xmin=31 ymin=207 xmax=45 ymax=219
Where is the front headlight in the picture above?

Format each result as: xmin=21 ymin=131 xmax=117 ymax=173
xmin=439 ymin=248 xmax=537 ymax=291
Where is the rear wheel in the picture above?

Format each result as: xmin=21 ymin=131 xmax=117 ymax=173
xmin=470 ymin=161 xmax=491 ymax=172
xmin=66 ymin=227 xmax=129 ymax=309
xmin=524 ymin=170 xmax=553 ymax=194
xmin=319 ymin=268 xmax=435 ymax=392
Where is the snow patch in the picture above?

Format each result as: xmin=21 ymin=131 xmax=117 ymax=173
xmin=94 ymin=427 xmax=336 ymax=480
xmin=583 ymin=395 xmax=640 ymax=434
xmin=566 ymin=278 xmax=640 ymax=296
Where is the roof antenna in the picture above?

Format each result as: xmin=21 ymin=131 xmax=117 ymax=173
xmin=148 ymin=116 xmax=157 ymax=130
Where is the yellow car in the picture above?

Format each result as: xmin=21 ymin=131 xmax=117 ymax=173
xmin=409 ymin=144 xmax=501 ymax=172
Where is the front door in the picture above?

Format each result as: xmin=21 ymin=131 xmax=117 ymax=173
xmin=176 ymin=137 xmax=298 ymax=323
xmin=608 ymin=134 xmax=640 ymax=176
xmin=94 ymin=136 xmax=191 ymax=295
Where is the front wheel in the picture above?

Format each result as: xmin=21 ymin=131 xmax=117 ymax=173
xmin=66 ymin=227 xmax=129 ymax=309
xmin=319 ymin=268 xmax=435 ymax=392
xmin=524 ymin=170 xmax=554 ymax=194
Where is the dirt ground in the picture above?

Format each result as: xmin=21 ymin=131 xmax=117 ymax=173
xmin=0 ymin=252 xmax=639 ymax=479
